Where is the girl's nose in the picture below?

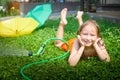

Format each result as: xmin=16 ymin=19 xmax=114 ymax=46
xmin=86 ymin=35 xmax=92 ymax=41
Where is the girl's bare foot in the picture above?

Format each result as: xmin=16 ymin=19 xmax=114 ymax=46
xmin=76 ymin=11 xmax=83 ymax=20
xmin=76 ymin=11 xmax=83 ymax=26
xmin=60 ymin=8 xmax=67 ymax=25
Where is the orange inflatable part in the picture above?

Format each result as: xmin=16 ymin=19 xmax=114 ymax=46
xmin=61 ymin=38 xmax=76 ymax=52
xmin=61 ymin=43 xmax=68 ymax=51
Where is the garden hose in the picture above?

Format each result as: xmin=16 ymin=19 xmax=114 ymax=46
xmin=20 ymin=38 xmax=70 ymax=80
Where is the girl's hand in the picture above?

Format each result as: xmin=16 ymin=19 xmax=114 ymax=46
xmin=77 ymin=35 xmax=85 ymax=47
xmin=94 ymin=38 xmax=104 ymax=47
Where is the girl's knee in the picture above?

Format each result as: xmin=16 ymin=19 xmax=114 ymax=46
xmin=54 ymin=42 xmax=63 ymax=48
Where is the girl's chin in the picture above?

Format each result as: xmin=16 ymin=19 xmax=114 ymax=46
xmin=84 ymin=43 xmax=93 ymax=47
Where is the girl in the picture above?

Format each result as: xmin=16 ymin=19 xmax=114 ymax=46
xmin=55 ymin=8 xmax=110 ymax=66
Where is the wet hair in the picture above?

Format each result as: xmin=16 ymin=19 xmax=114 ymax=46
xmin=77 ymin=20 xmax=101 ymax=38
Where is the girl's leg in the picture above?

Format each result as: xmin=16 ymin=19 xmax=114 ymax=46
xmin=55 ymin=8 xmax=68 ymax=48
xmin=76 ymin=11 xmax=83 ymax=27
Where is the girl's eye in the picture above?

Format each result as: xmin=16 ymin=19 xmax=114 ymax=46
xmin=91 ymin=34 xmax=95 ymax=36
xmin=83 ymin=33 xmax=87 ymax=35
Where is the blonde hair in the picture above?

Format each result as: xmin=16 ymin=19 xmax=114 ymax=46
xmin=77 ymin=20 xmax=101 ymax=38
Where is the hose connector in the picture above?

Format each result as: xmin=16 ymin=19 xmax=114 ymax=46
xmin=36 ymin=43 xmax=46 ymax=55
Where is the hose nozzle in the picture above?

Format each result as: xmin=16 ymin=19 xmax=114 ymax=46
xmin=36 ymin=43 xmax=46 ymax=55
xmin=28 ymin=44 xmax=46 ymax=56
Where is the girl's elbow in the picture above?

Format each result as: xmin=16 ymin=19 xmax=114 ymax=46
xmin=69 ymin=63 xmax=76 ymax=67
xmin=106 ymin=57 xmax=110 ymax=62
xmin=101 ymin=57 xmax=110 ymax=62
xmin=105 ymin=56 xmax=110 ymax=62
xmin=68 ymin=60 xmax=77 ymax=67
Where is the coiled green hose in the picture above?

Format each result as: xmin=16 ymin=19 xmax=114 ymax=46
xmin=20 ymin=38 xmax=70 ymax=80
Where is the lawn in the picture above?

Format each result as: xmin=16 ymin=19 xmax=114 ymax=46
xmin=0 ymin=14 xmax=120 ymax=80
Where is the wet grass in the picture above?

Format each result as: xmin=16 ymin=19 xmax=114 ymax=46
xmin=0 ymin=15 xmax=120 ymax=80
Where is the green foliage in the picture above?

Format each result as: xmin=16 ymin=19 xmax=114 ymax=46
xmin=0 ymin=9 xmax=10 ymax=17
xmin=0 ymin=0 xmax=19 ymax=17
xmin=0 ymin=0 xmax=12 ymax=7
xmin=0 ymin=15 xmax=120 ymax=80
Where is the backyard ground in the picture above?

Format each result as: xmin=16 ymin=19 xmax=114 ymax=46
xmin=0 ymin=11 xmax=120 ymax=80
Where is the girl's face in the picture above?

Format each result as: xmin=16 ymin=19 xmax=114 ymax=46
xmin=80 ymin=24 xmax=98 ymax=47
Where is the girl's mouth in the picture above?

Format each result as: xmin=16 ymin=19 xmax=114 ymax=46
xmin=84 ymin=40 xmax=93 ymax=46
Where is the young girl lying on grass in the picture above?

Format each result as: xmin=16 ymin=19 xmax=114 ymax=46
xmin=55 ymin=8 xmax=110 ymax=66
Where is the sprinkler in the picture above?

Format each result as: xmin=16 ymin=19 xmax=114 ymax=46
xmin=27 ymin=38 xmax=69 ymax=57
xmin=28 ymin=43 xmax=46 ymax=56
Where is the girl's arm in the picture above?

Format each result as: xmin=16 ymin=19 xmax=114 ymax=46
xmin=68 ymin=39 xmax=85 ymax=66
xmin=93 ymin=38 xmax=110 ymax=62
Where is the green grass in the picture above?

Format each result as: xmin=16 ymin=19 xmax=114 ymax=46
xmin=0 ymin=15 xmax=120 ymax=80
